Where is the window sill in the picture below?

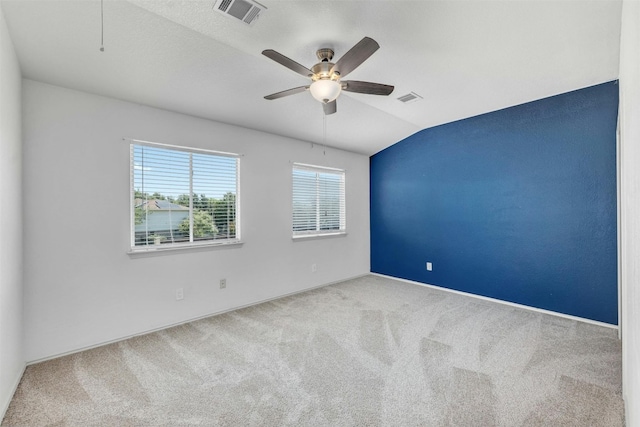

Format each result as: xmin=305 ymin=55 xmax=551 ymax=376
xmin=292 ymin=232 xmax=347 ymax=241
xmin=128 ymin=240 xmax=243 ymax=258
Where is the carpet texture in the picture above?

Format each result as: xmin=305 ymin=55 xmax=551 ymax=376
xmin=2 ymin=275 xmax=624 ymax=426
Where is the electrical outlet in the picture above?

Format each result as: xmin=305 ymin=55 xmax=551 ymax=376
xmin=426 ymin=262 xmax=433 ymax=271
xmin=176 ymin=287 xmax=184 ymax=300
xmin=220 ymin=278 xmax=226 ymax=289
xmin=311 ymin=263 xmax=317 ymax=273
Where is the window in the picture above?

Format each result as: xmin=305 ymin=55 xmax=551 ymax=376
xmin=292 ymin=163 xmax=346 ymax=237
xmin=130 ymin=141 xmax=239 ymax=250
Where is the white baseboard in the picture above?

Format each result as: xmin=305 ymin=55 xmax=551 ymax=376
xmin=27 ymin=273 xmax=369 ymax=365
xmin=28 ymin=272 xmax=615 ymax=366
xmin=1 ymin=362 xmax=26 ymax=421
xmin=371 ymin=273 xmax=619 ymax=330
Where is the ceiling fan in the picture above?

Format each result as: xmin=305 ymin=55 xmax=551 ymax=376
xmin=262 ymin=37 xmax=394 ymax=115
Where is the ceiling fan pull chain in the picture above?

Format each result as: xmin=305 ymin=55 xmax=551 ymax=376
xmin=323 ymin=113 xmax=327 ymax=155
xmin=99 ymin=0 xmax=105 ymax=52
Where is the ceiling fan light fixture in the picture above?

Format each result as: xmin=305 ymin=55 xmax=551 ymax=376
xmin=263 ymin=37 xmax=392 ymax=115
xmin=310 ymin=79 xmax=342 ymax=103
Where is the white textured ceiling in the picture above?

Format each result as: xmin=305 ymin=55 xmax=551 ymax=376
xmin=1 ymin=0 xmax=622 ymax=154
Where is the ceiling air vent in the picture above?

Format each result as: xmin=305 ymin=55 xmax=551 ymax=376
xmin=214 ymin=0 xmax=267 ymax=26
xmin=397 ymin=92 xmax=423 ymax=104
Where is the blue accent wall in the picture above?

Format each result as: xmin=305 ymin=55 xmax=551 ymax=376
xmin=370 ymin=82 xmax=619 ymax=324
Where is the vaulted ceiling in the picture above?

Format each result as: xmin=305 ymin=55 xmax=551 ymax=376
xmin=1 ymin=0 xmax=622 ymax=154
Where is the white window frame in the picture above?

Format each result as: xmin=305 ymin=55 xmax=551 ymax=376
xmin=292 ymin=162 xmax=346 ymax=239
xmin=129 ymin=139 xmax=241 ymax=252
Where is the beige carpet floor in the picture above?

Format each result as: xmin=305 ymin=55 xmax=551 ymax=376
xmin=2 ymin=275 xmax=624 ymax=426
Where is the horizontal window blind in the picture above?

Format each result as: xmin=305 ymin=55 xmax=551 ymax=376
xmin=131 ymin=142 xmax=239 ymax=249
xmin=292 ymin=163 xmax=345 ymax=236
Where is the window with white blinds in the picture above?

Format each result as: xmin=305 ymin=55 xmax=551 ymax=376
xmin=292 ymin=163 xmax=346 ymax=237
xmin=130 ymin=141 xmax=239 ymax=250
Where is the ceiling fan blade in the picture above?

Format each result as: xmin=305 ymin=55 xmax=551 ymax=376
xmin=323 ymin=100 xmax=337 ymax=115
xmin=342 ymin=80 xmax=394 ymax=96
xmin=262 ymin=49 xmax=313 ymax=78
xmin=264 ymin=86 xmax=309 ymax=100
xmin=330 ymin=37 xmax=380 ymax=78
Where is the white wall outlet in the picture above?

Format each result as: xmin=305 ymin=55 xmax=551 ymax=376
xmin=311 ymin=263 xmax=317 ymax=273
xmin=220 ymin=278 xmax=226 ymax=289
xmin=176 ymin=287 xmax=184 ymax=300
xmin=426 ymin=262 xmax=433 ymax=271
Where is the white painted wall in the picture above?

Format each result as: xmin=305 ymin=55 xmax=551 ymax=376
xmin=620 ymin=1 xmax=640 ymax=425
xmin=0 ymin=3 xmax=24 ymax=418
xmin=22 ymin=80 xmax=370 ymax=362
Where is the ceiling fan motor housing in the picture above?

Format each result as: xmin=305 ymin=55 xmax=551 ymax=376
xmin=311 ymin=61 xmax=340 ymax=82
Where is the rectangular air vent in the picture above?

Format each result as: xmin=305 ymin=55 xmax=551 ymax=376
xmin=213 ymin=0 xmax=267 ymax=25
xmin=397 ymin=92 xmax=423 ymax=104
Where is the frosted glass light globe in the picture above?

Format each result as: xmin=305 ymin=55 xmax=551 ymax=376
xmin=310 ymin=79 xmax=342 ymax=103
